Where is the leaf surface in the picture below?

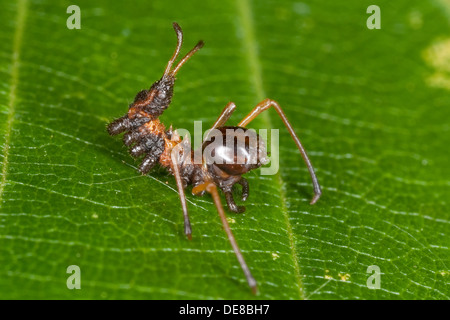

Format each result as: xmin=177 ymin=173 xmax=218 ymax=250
xmin=0 ymin=0 xmax=449 ymax=299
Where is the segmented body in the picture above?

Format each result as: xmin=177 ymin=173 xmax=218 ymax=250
xmin=107 ymin=75 xmax=208 ymax=190
xmin=106 ymin=22 xmax=321 ymax=294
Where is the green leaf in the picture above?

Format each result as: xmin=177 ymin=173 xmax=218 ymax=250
xmin=1 ymin=0 xmax=449 ymax=299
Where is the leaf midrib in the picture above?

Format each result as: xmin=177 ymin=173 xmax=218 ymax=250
xmin=0 ymin=0 xmax=28 ymax=210
xmin=236 ymin=0 xmax=305 ymax=299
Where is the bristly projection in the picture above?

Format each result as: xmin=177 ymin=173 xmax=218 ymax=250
xmin=107 ymin=23 xmax=322 ymax=294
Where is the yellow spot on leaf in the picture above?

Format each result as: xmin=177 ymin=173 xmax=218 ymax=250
xmin=323 ymin=269 xmax=333 ymax=280
xmin=339 ymin=273 xmax=351 ymax=281
xmin=423 ymin=38 xmax=450 ymax=90
xmin=227 ymin=217 xmax=235 ymax=224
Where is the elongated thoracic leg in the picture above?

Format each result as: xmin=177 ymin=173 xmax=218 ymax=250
xmin=171 ymin=145 xmax=192 ymax=240
xmin=193 ymin=181 xmax=257 ymax=294
xmin=202 ymin=102 xmax=237 ymax=144
xmin=238 ymin=98 xmax=322 ymax=205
